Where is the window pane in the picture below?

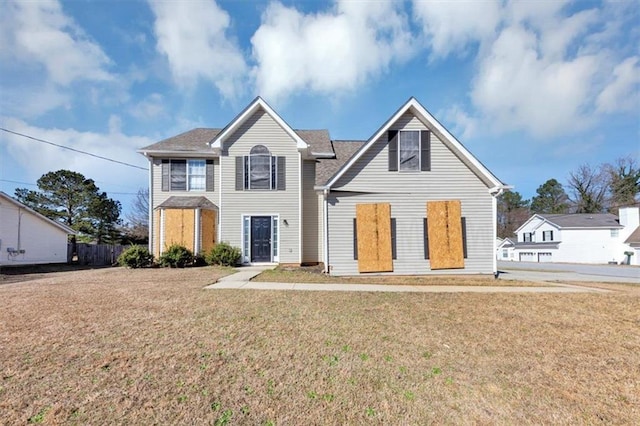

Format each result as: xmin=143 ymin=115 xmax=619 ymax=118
xmin=250 ymin=155 xmax=271 ymax=189
xmin=272 ymin=217 xmax=278 ymax=257
xmin=170 ymin=160 xmax=186 ymax=191
xmin=399 ymin=131 xmax=419 ymax=171
xmin=188 ymin=160 xmax=206 ymax=191
xmin=243 ymin=217 xmax=250 ymax=262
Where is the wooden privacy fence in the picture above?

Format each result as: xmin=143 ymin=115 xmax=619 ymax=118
xmin=68 ymin=243 xmax=129 ymax=266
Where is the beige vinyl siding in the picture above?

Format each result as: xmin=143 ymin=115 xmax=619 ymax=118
xmin=327 ymin=111 xmax=494 ymax=275
xmin=150 ymin=157 xmax=219 ymax=255
xmin=219 ymin=109 xmax=300 ymax=263
xmin=302 ymin=160 xmax=320 ymax=263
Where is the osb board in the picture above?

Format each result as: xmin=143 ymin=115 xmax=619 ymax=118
xmin=201 ymin=210 xmax=217 ymax=253
xmin=153 ymin=210 xmax=161 ymax=258
xmin=356 ymin=203 xmax=393 ymax=273
xmin=164 ymin=209 xmax=195 ymax=252
xmin=427 ymin=200 xmax=464 ymax=270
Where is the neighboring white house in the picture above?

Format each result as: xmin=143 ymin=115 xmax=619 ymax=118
xmin=0 ymin=191 xmax=76 ymax=266
xmin=496 ymin=237 xmax=516 ymax=261
xmin=510 ymin=207 xmax=640 ymax=265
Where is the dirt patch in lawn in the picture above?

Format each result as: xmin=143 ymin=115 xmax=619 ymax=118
xmin=252 ymin=265 xmax=550 ymax=286
xmin=1 ymin=267 xmax=638 ymax=424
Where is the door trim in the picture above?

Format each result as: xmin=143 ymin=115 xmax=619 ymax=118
xmin=241 ymin=214 xmax=280 ymax=264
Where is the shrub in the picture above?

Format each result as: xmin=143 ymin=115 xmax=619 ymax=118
xmin=159 ymin=244 xmax=194 ymax=268
xmin=205 ymin=242 xmax=242 ymax=266
xmin=117 ymin=245 xmax=153 ymax=268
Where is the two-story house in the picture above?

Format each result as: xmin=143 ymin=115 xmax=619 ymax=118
xmin=138 ymin=97 xmax=507 ymax=275
xmin=511 ymin=207 xmax=640 ymax=265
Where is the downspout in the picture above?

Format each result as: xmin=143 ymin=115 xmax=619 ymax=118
xmin=323 ymin=188 xmax=329 ymax=274
xmin=194 ymin=208 xmax=201 ymax=254
xmin=148 ymin=156 xmax=153 ymax=253
xmin=490 ymin=186 xmax=506 ymax=277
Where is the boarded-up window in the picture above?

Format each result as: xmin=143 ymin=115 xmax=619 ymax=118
xmin=163 ymin=208 xmax=196 ymax=252
xmin=354 ymin=217 xmax=397 ymax=261
xmin=200 ymin=209 xmax=217 ymax=253
xmin=424 ymin=216 xmax=467 ymax=259
xmin=355 ymin=203 xmax=393 ymax=272
xmin=426 ymin=200 xmax=465 ymax=269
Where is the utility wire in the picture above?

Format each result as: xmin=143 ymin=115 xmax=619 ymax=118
xmin=1 ymin=127 xmax=148 ymax=171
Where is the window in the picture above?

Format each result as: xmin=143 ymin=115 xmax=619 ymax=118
xmin=388 ymin=130 xmax=431 ymax=172
xmin=162 ymin=159 xmax=213 ymax=191
xmin=611 ymin=229 xmax=619 ymax=238
xmin=399 ymin=131 xmax=419 ymax=171
xmin=235 ymin=146 xmax=286 ymax=190
xmin=542 ymin=230 xmax=553 ymax=241
xmin=423 ymin=216 xmax=468 ymax=260
xmin=523 ymin=232 xmax=533 ymax=242
xmin=502 ymin=249 xmax=508 ymax=258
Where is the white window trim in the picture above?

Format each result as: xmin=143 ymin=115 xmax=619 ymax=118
xmin=398 ymin=130 xmax=421 ymax=172
xmin=170 ymin=159 xmax=207 ymax=192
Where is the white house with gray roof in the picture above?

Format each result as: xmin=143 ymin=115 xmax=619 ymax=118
xmin=511 ymin=207 xmax=640 ymax=265
xmin=139 ymin=97 xmax=508 ymax=275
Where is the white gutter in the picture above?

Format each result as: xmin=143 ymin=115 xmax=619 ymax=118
xmin=194 ymin=208 xmax=201 ymax=253
xmin=298 ymin=151 xmax=303 ymax=264
xmin=491 ymin=186 xmax=506 ymax=276
xmin=323 ymin=188 xmax=329 ymax=274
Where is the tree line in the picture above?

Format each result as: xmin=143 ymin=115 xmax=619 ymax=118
xmin=15 ymin=170 xmax=149 ymax=248
xmin=498 ymin=156 xmax=640 ymax=239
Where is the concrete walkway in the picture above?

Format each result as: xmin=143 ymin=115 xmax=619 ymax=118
xmin=205 ymin=265 xmax=607 ymax=293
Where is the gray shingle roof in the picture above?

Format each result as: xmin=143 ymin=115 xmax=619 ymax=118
xmin=540 ymin=213 xmax=622 ymax=228
xmin=157 ymin=196 xmax=218 ymax=210
xmin=316 ymin=140 xmax=365 ymax=186
xmin=140 ymin=128 xmax=332 ymax=154
xmin=140 ymin=128 xmax=222 ymax=152
xmin=625 ymin=226 xmax=640 ymax=245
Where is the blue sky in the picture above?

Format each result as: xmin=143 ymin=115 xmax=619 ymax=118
xmin=1 ymin=0 xmax=638 ymax=217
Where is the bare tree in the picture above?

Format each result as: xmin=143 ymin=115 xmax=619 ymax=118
xmin=497 ymin=190 xmax=530 ymax=239
xmin=567 ymin=164 xmax=609 ymax=213
xmin=123 ymin=188 xmax=149 ymax=243
xmin=606 ymin=156 xmax=640 ymax=213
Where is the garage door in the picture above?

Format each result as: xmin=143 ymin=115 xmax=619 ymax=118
xmin=538 ymin=252 xmax=552 ymax=263
xmin=519 ymin=252 xmax=536 ymax=262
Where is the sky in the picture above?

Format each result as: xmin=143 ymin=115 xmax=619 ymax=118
xmin=1 ymin=0 xmax=639 ymax=219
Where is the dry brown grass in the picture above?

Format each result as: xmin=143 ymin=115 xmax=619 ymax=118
xmin=253 ymin=265 xmax=550 ymax=286
xmin=1 ymin=266 xmax=638 ymax=425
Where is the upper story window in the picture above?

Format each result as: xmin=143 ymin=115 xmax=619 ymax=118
xmin=235 ymin=146 xmax=286 ymax=191
xmin=523 ymin=232 xmax=533 ymax=242
xmin=162 ymin=159 xmax=213 ymax=192
xmin=388 ymin=130 xmax=431 ymax=172
xmin=542 ymin=230 xmax=553 ymax=241
xmin=611 ymin=229 xmax=619 ymax=238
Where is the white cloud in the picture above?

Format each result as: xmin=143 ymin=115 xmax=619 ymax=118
xmin=129 ymin=93 xmax=167 ymax=121
xmin=412 ymin=0 xmax=501 ymax=58
xmin=251 ymin=0 xmax=414 ymax=102
xmin=0 ymin=0 xmax=112 ymax=86
xmin=596 ymin=56 xmax=640 ymax=113
xmin=1 ymin=116 xmax=151 ymax=195
xmin=148 ymin=0 xmax=248 ymax=99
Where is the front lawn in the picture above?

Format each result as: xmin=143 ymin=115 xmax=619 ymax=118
xmin=0 ymin=267 xmax=637 ymax=424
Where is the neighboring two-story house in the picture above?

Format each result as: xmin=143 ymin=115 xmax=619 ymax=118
xmin=510 ymin=207 xmax=640 ymax=265
xmin=138 ymin=97 xmax=507 ymax=275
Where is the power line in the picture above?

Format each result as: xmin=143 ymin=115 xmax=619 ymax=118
xmin=0 ymin=127 xmax=148 ymax=171
xmin=0 ymin=179 xmax=138 ymax=195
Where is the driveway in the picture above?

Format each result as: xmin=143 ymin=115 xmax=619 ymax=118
xmin=498 ymin=261 xmax=639 ymax=284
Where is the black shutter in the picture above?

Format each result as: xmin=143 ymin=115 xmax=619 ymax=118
xmin=461 ymin=217 xmax=467 ymax=259
xmin=206 ymin=160 xmax=214 ymax=191
xmin=388 ymin=130 xmax=398 ymax=171
xmin=353 ymin=218 xmax=358 ymax=260
xmin=244 ymin=156 xmax=249 ymax=189
xmin=161 ymin=160 xmax=169 ymax=191
xmin=235 ymin=157 xmax=243 ymax=190
xmin=391 ymin=218 xmax=397 ymax=260
xmin=271 ymin=156 xmax=276 ymax=190
xmin=277 ymin=156 xmax=286 ymax=190
xmin=420 ymin=130 xmax=431 ymax=171
xmin=423 ymin=218 xmax=429 ymax=259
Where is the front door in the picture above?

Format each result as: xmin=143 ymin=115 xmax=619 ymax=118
xmin=251 ymin=216 xmax=272 ymax=262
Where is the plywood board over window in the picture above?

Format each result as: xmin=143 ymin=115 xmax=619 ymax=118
xmin=356 ymin=203 xmax=393 ymax=273
xmin=200 ymin=210 xmax=217 ymax=253
xmin=164 ymin=209 xmax=195 ymax=252
xmin=426 ymin=200 xmax=465 ymax=269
